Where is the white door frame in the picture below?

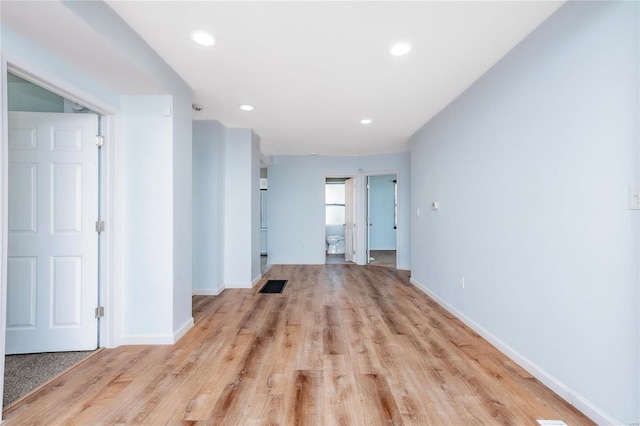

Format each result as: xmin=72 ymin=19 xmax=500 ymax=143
xmin=360 ymin=170 xmax=399 ymax=266
xmin=323 ymin=174 xmax=356 ymax=262
xmin=0 ymin=54 xmax=123 ymax=407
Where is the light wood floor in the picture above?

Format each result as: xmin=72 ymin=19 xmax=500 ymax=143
xmin=3 ymin=264 xmax=592 ymax=425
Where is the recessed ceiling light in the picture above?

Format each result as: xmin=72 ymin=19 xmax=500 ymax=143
xmin=191 ymin=31 xmax=215 ymax=47
xmin=238 ymin=104 xmax=255 ymax=111
xmin=360 ymin=119 xmax=373 ymax=125
xmin=390 ymin=42 xmax=412 ymax=56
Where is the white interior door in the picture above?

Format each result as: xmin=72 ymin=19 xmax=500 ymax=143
xmin=344 ymin=178 xmax=355 ymax=263
xmin=7 ymin=111 xmax=99 ymax=354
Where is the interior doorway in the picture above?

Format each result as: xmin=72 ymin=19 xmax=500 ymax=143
xmin=366 ymin=174 xmax=397 ymax=268
xmin=260 ymin=167 xmax=268 ymax=274
xmin=4 ymin=72 xmax=102 ymax=404
xmin=325 ymin=177 xmax=355 ymax=264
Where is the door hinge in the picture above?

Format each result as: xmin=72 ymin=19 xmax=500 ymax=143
xmin=95 ymin=306 xmax=105 ymax=318
xmin=96 ymin=135 xmax=105 ymax=147
xmin=95 ymin=221 xmax=105 ymax=233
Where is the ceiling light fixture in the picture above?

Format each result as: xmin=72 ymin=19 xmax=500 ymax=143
xmin=191 ymin=30 xmax=215 ymax=47
xmin=390 ymin=42 xmax=412 ymax=56
xmin=238 ymin=104 xmax=255 ymax=111
xmin=360 ymin=119 xmax=373 ymax=125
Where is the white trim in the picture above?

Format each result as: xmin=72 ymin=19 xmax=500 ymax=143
xmin=266 ymin=260 xmax=325 ymax=266
xmin=0 ymin=54 xmax=9 ymax=421
xmin=120 ymin=334 xmax=175 ymax=346
xmin=173 ymin=317 xmax=194 ymax=343
xmin=7 ymin=62 xmax=118 ymax=116
xmin=192 ymin=289 xmax=221 ymax=296
xmin=98 ymin=114 xmax=122 ymax=349
xmin=2 ymin=58 xmax=121 ymax=352
xmin=362 ymin=170 xmax=399 ymax=267
xmin=409 ymin=277 xmax=621 ymax=426
xmin=119 ymin=317 xmax=194 ymax=345
xmin=323 ymin=173 xmax=358 ymax=264
xmin=252 ymin=274 xmax=262 ymax=287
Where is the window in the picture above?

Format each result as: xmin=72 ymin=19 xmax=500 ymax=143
xmin=325 ymin=183 xmax=345 ymax=225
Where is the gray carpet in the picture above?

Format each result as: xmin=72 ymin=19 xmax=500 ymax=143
xmin=3 ymin=351 xmax=94 ymax=406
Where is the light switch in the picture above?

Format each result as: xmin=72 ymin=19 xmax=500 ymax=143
xmin=629 ymin=184 xmax=640 ymax=210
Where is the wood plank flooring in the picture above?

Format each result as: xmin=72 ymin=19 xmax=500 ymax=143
xmin=3 ymin=264 xmax=593 ymax=425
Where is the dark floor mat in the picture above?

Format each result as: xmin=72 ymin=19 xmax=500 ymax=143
xmin=259 ymin=280 xmax=288 ymax=294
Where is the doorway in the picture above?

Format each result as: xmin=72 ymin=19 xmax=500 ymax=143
xmin=366 ymin=174 xmax=397 ymax=268
xmin=325 ymin=177 xmax=355 ymax=264
xmin=4 ymin=72 xmax=101 ymax=404
xmin=260 ymin=167 xmax=268 ymax=274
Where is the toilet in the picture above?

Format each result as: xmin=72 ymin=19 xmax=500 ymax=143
xmin=326 ymin=236 xmax=345 ymax=254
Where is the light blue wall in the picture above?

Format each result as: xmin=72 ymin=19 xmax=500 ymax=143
xmin=62 ymin=0 xmax=194 ymax=336
xmin=192 ymin=122 xmax=261 ymax=291
xmin=369 ymin=174 xmax=396 ymax=250
xmin=410 ymin=1 xmax=638 ymax=423
xmin=171 ymin=89 xmax=193 ymax=333
xmin=1 ymin=26 xmax=121 ymax=107
xmin=2 ymin=0 xmax=194 ymax=343
xmin=251 ymin=132 xmax=261 ymax=281
xmin=223 ymin=128 xmax=261 ymax=288
xmin=268 ymin=152 xmax=410 ymax=269
xmin=192 ymin=120 xmax=225 ymax=294
xmin=121 ymin=95 xmax=174 ymax=338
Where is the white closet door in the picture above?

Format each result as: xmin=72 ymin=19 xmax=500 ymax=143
xmin=7 ymin=112 xmax=99 ymax=354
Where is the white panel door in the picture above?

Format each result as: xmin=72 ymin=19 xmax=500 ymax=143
xmin=7 ymin=112 xmax=99 ymax=354
xmin=344 ymin=178 xmax=355 ymax=263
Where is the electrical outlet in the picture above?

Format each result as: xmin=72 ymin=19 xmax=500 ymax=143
xmin=460 ymin=277 xmax=465 ymax=289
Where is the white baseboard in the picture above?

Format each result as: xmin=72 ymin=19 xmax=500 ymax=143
xmin=409 ymin=277 xmax=620 ymax=426
xmin=192 ymin=288 xmax=220 ymax=296
xmin=120 ymin=334 xmax=175 ymax=345
xmin=119 ymin=317 xmax=194 ymax=346
xmin=173 ymin=317 xmax=194 ymax=343
xmin=252 ymin=274 xmax=262 ymax=287
xmin=267 ymin=259 xmax=325 ymax=265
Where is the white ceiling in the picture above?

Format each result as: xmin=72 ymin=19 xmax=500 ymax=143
xmin=0 ymin=1 xmax=163 ymax=95
xmin=3 ymin=1 xmax=565 ymax=157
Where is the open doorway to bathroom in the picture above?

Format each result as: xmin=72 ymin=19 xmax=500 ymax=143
xmin=325 ymin=177 xmax=355 ymax=264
